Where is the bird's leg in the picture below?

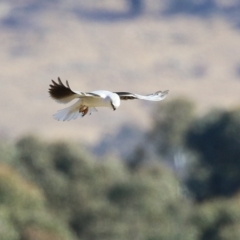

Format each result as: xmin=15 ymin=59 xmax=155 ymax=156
xmin=79 ymin=105 xmax=89 ymax=117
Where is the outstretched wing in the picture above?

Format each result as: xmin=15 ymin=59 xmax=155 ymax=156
xmin=49 ymin=77 xmax=101 ymax=104
xmin=115 ymin=90 xmax=169 ymax=101
xmin=49 ymin=77 xmax=78 ymax=103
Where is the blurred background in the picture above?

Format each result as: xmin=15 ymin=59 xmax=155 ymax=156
xmin=1 ymin=0 xmax=240 ymax=239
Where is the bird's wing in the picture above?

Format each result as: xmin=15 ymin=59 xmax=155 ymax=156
xmin=49 ymin=77 xmax=101 ymax=104
xmin=115 ymin=90 xmax=169 ymax=101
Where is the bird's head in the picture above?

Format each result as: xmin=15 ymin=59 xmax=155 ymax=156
xmin=110 ymin=96 xmax=120 ymax=111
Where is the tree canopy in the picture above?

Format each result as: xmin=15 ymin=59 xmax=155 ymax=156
xmin=1 ymin=99 xmax=240 ymax=239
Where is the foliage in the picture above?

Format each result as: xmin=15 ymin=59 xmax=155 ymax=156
xmin=1 ymin=100 xmax=240 ymax=239
xmin=150 ymin=97 xmax=195 ymax=155
xmin=191 ymin=193 xmax=240 ymax=240
xmin=128 ymin=98 xmax=195 ymax=168
xmin=130 ymin=99 xmax=240 ymax=203
xmin=0 ymin=135 xmax=197 ymax=240
xmin=0 ymin=163 xmax=75 ymax=240
xmin=126 ymin=98 xmax=240 ymax=239
xmin=186 ymin=108 xmax=240 ymax=201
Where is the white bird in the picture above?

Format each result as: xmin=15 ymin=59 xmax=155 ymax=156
xmin=49 ymin=77 xmax=169 ymax=121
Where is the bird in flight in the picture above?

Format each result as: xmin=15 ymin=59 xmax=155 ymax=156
xmin=49 ymin=77 xmax=169 ymax=121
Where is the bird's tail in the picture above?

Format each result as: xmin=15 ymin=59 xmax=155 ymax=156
xmin=53 ymin=100 xmax=97 ymax=121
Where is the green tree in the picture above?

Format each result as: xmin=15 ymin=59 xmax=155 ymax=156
xmin=192 ymin=193 xmax=240 ymax=240
xmin=106 ymin=163 xmax=198 ymax=240
xmin=186 ymin=108 xmax=240 ymax=201
xmin=129 ymin=98 xmax=195 ymax=168
xmin=150 ymin=98 xmax=195 ymax=155
xmin=0 ymin=163 xmax=75 ymax=240
xmin=13 ymin=135 xmax=198 ymax=240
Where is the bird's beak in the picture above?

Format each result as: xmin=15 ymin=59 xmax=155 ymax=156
xmin=111 ymin=102 xmax=116 ymax=111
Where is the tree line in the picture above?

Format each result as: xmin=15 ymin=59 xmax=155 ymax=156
xmin=0 ymin=97 xmax=240 ymax=239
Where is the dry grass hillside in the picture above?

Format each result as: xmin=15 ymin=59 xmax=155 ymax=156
xmin=1 ymin=0 xmax=240 ymax=145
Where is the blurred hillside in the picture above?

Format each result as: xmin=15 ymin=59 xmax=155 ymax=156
xmin=1 ymin=0 xmax=240 ymax=147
